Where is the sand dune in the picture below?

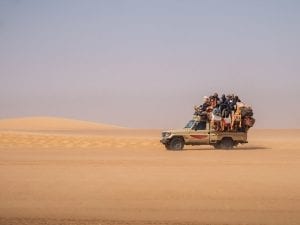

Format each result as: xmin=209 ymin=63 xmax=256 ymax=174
xmin=0 ymin=122 xmax=300 ymax=225
xmin=0 ymin=130 xmax=161 ymax=150
xmin=0 ymin=117 xmax=124 ymax=131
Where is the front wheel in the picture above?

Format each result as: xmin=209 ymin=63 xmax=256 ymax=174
xmin=167 ymin=137 xmax=184 ymax=151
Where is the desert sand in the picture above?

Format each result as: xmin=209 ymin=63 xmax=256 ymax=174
xmin=0 ymin=117 xmax=300 ymax=225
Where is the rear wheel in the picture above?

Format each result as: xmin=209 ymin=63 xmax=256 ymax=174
xmin=220 ymin=138 xmax=234 ymax=150
xmin=167 ymin=137 xmax=184 ymax=151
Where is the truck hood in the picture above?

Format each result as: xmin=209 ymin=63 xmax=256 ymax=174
xmin=162 ymin=128 xmax=191 ymax=134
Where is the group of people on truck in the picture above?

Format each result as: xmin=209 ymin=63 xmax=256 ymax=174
xmin=194 ymin=92 xmax=255 ymax=132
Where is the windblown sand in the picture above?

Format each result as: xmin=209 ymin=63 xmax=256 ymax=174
xmin=0 ymin=118 xmax=300 ymax=225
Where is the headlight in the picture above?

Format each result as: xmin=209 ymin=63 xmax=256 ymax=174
xmin=162 ymin=132 xmax=171 ymax=138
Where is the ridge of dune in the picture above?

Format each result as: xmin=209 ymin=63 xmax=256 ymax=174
xmin=0 ymin=117 xmax=125 ymax=131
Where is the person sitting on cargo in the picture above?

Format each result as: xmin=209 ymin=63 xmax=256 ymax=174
xmin=219 ymin=94 xmax=228 ymax=117
xmin=232 ymin=95 xmax=241 ymax=113
xmin=211 ymin=108 xmax=222 ymax=131
xmin=193 ymin=96 xmax=210 ymax=115
xmin=227 ymin=94 xmax=236 ymax=115
xmin=210 ymin=92 xmax=220 ymax=108
xmin=222 ymin=114 xmax=232 ymax=131
xmin=193 ymin=105 xmax=201 ymax=116
xmin=193 ymin=96 xmax=211 ymax=121
xmin=234 ymin=95 xmax=241 ymax=104
xmin=201 ymin=96 xmax=211 ymax=112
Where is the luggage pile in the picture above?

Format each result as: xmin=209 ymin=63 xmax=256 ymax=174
xmin=193 ymin=93 xmax=255 ymax=132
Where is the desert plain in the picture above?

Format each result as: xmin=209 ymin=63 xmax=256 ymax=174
xmin=0 ymin=117 xmax=300 ymax=225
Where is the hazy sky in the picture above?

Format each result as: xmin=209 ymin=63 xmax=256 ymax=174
xmin=1 ymin=0 xmax=300 ymax=128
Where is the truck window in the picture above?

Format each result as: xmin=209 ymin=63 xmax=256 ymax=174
xmin=195 ymin=121 xmax=206 ymax=130
xmin=184 ymin=120 xmax=195 ymax=129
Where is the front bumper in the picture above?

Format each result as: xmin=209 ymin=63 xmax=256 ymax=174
xmin=160 ymin=138 xmax=170 ymax=145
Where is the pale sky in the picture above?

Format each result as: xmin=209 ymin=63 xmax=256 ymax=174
xmin=1 ymin=0 xmax=300 ymax=128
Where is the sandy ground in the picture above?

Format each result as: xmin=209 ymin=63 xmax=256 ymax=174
xmin=0 ymin=118 xmax=300 ymax=225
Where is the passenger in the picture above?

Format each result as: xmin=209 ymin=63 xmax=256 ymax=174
xmin=210 ymin=92 xmax=220 ymax=108
xmin=219 ymin=94 xmax=227 ymax=114
xmin=222 ymin=115 xmax=232 ymax=131
xmin=234 ymin=95 xmax=241 ymax=103
xmin=193 ymin=105 xmax=201 ymax=116
xmin=231 ymin=95 xmax=240 ymax=112
xmin=222 ymin=96 xmax=232 ymax=131
xmin=215 ymin=93 xmax=221 ymax=107
xmin=201 ymin=96 xmax=210 ymax=112
xmin=211 ymin=108 xmax=222 ymax=131
xmin=219 ymin=94 xmax=231 ymax=118
xmin=227 ymin=94 xmax=236 ymax=115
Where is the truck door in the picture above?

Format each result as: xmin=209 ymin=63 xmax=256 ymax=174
xmin=189 ymin=121 xmax=210 ymax=144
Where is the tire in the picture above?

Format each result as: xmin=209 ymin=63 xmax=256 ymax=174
xmin=165 ymin=144 xmax=171 ymax=150
xmin=167 ymin=137 xmax=184 ymax=151
xmin=220 ymin=138 xmax=234 ymax=150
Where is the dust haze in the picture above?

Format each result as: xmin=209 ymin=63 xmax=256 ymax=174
xmin=1 ymin=1 xmax=300 ymax=225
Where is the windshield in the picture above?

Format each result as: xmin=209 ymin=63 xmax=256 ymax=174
xmin=184 ymin=120 xmax=196 ymax=129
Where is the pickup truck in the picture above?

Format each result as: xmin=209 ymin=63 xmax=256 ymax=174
xmin=160 ymin=119 xmax=248 ymax=150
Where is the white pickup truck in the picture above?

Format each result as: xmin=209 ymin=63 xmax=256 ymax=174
xmin=160 ymin=119 xmax=248 ymax=150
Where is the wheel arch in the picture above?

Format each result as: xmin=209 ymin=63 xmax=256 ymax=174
xmin=166 ymin=136 xmax=185 ymax=151
xmin=170 ymin=135 xmax=185 ymax=143
xmin=221 ymin=136 xmax=234 ymax=142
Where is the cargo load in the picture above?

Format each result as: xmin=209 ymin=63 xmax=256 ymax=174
xmin=193 ymin=93 xmax=255 ymax=132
